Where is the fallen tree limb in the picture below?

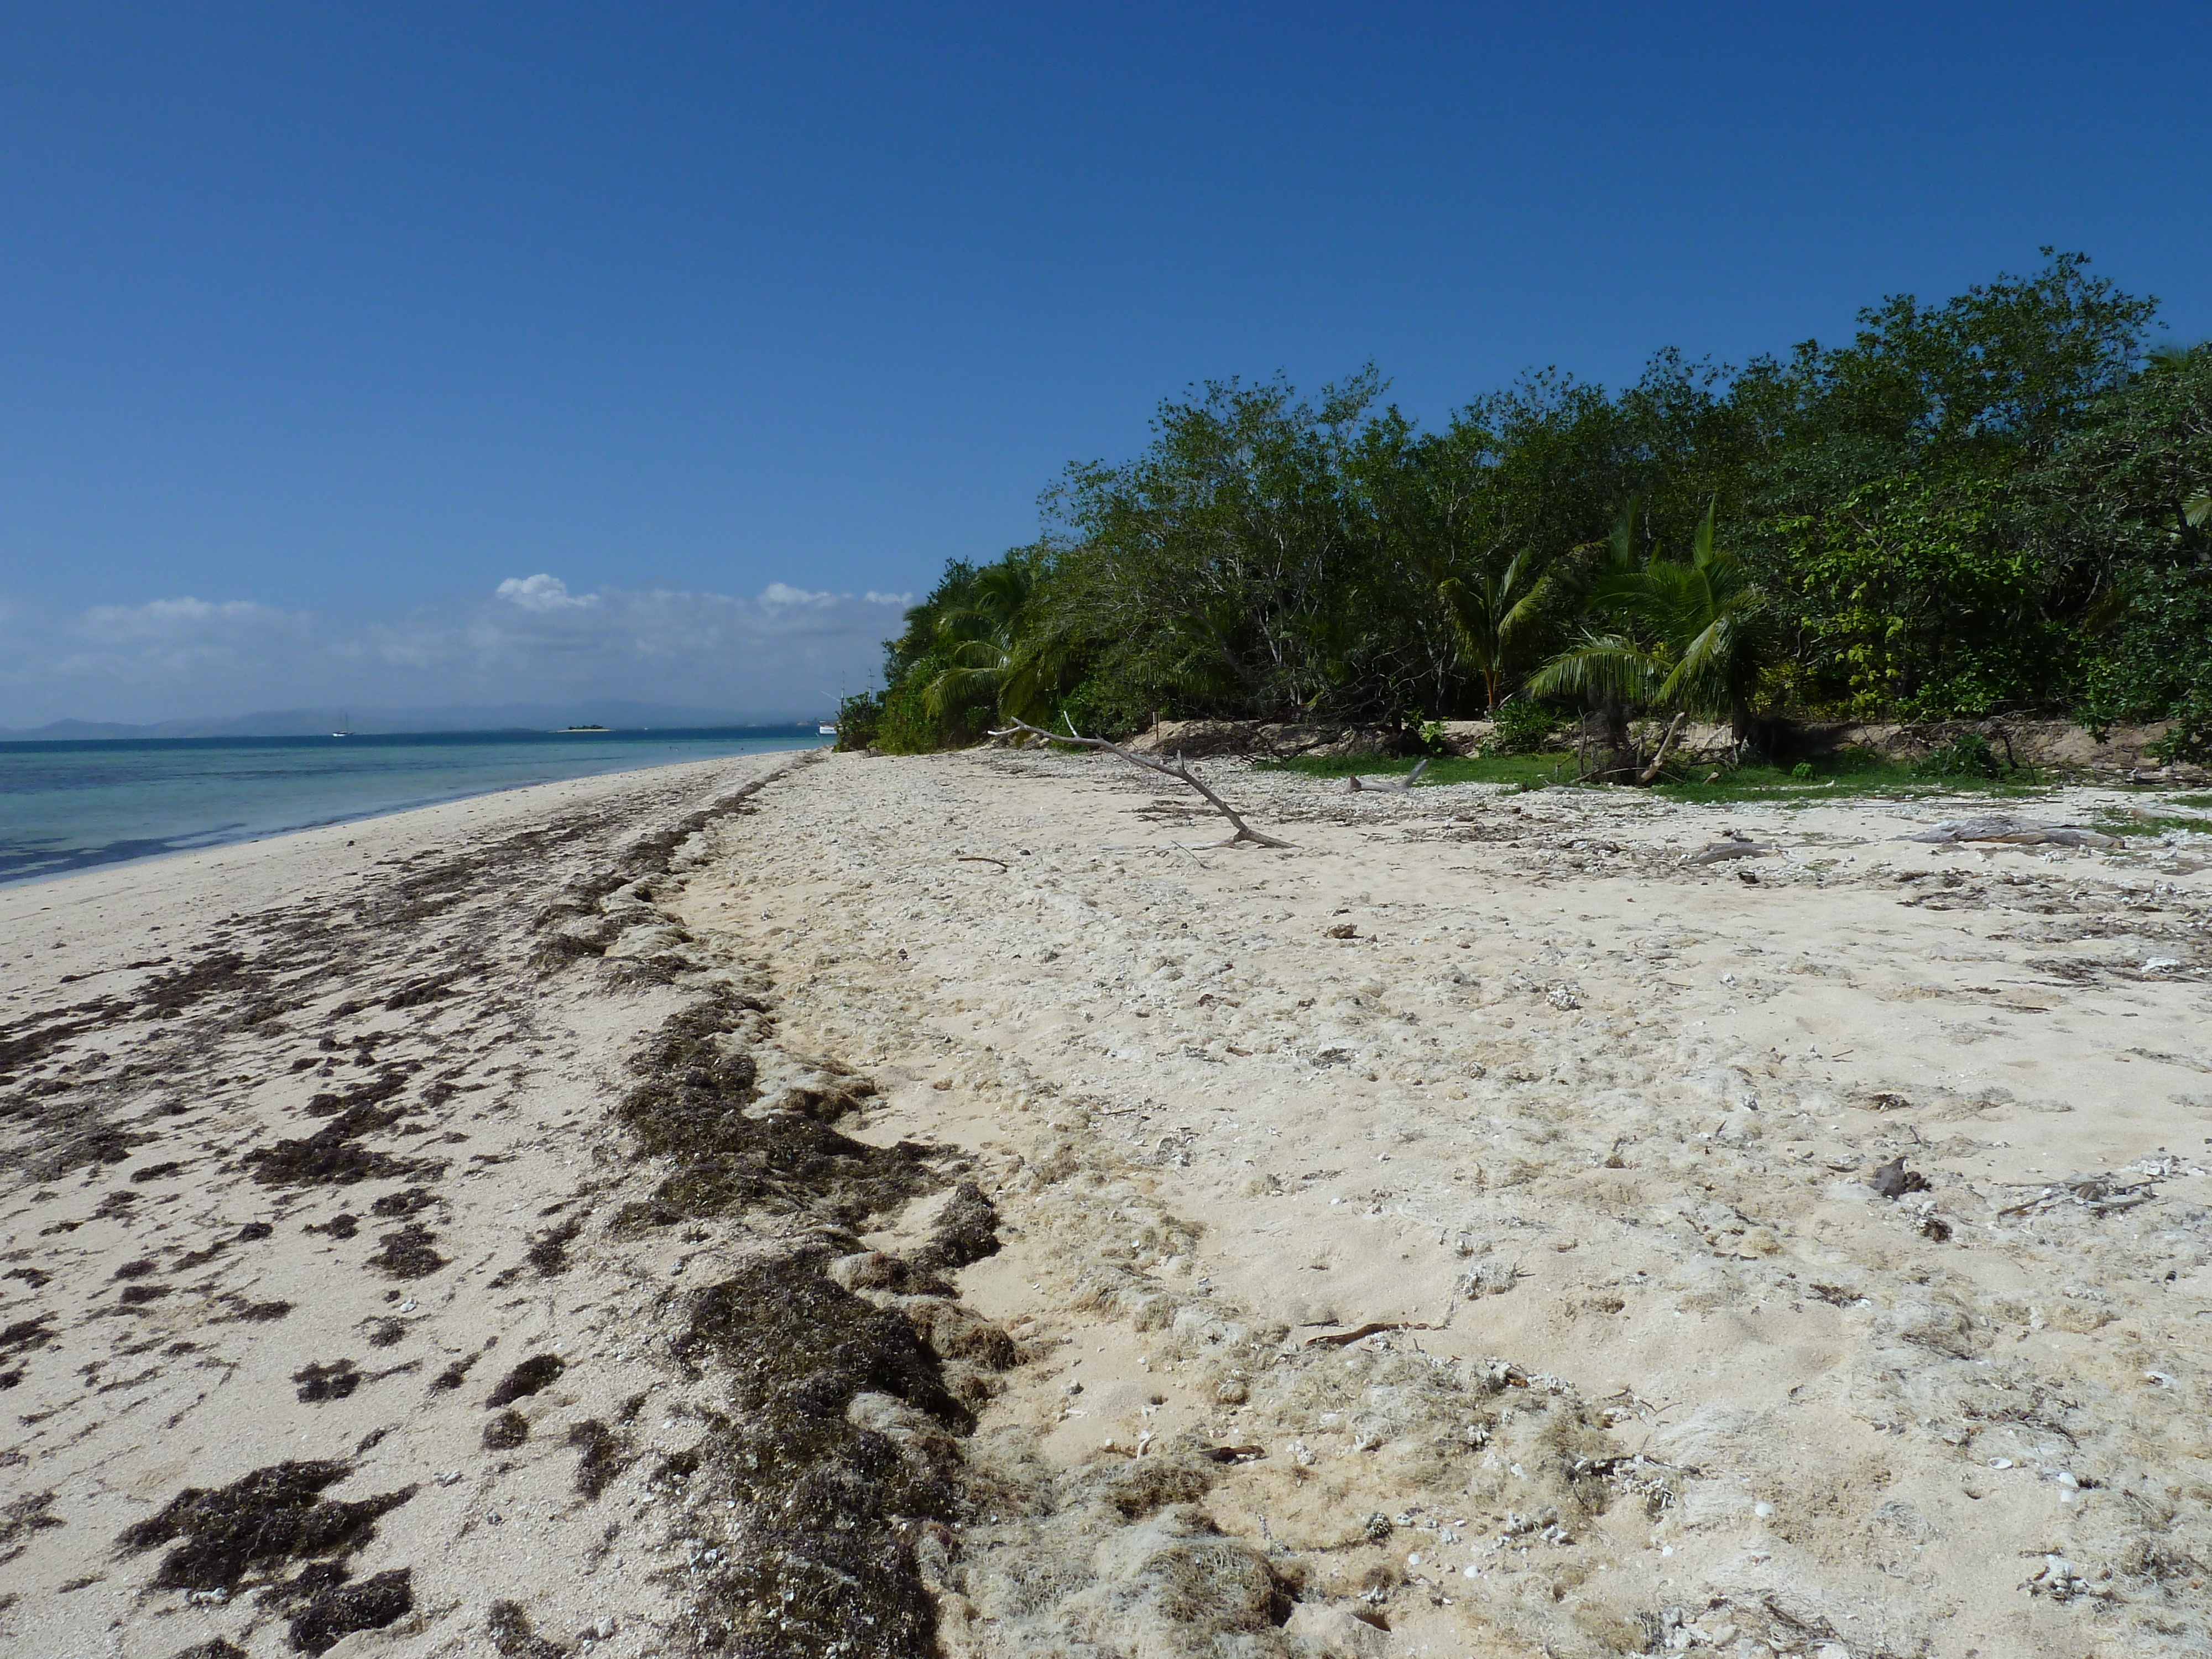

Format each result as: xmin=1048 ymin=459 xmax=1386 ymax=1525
xmin=1347 ymin=758 xmax=1431 ymax=793
xmin=990 ymin=718 xmax=1293 ymax=849
xmin=1905 ymin=816 xmax=2117 ymax=848
xmin=1682 ymin=839 xmax=1775 ymax=867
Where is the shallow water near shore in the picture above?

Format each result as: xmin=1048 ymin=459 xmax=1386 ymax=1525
xmin=0 ymin=726 xmax=819 ymax=884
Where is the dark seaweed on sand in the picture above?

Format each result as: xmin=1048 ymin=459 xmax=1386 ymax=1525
xmin=667 ymin=1253 xmax=973 ymax=1655
xmin=116 ymin=1460 xmax=415 ymax=1593
xmin=368 ymin=1185 xmax=435 ymax=1218
xmin=288 ymin=1567 xmax=413 ymax=1655
xmin=365 ymin=1224 xmax=446 ymax=1279
xmin=220 ymin=1296 xmax=294 ymax=1323
xmin=293 ymin=1361 xmax=361 ymax=1403
xmin=487 ymin=1598 xmax=567 ymax=1658
xmin=482 ymin=1409 xmax=531 ymax=1450
xmin=242 ymin=1105 xmax=422 ymax=1188
xmin=567 ymin=1419 xmax=630 ymax=1498
xmin=484 ymin=1353 xmax=564 ymax=1406
xmin=305 ymin=1070 xmax=411 ymax=1119
xmin=164 ymin=1640 xmax=247 ymax=1659
xmin=910 ymin=1180 xmax=1003 ymax=1273
xmin=524 ymin=1215 xmax=585 ymax=1274
xmin=620 ymin=993 xmax=940 ymax=1229
xmin=430 ymin=1349 xmax=486 ymax=1392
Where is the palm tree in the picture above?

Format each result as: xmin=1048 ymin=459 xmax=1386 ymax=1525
xmin=1530 ymin=500 xmax=1773 ymax=775
xmin=1437 ymin=549 xmax=1548 ymax=711
xmin=922 ymin=558 xmax=1058 ymax=728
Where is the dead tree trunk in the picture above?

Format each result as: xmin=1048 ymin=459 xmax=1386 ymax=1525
xmin=1636 ymin=711 xmax=1688 ymax=785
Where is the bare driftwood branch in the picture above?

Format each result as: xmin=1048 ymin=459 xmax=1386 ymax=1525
xmin=989 ymin=718 xmax=1294 ymax=849
xmin=1346 ymin=758 xmax=1431 ymax=793
xmin=1682 ymin=837 xmax=1775 ymax=867
xmin=1905 ymin=816 xmax=2117 ymax=848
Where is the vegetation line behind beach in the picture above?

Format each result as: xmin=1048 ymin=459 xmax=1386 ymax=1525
xmin=841 ymin=252 xmax=2211 ymax=775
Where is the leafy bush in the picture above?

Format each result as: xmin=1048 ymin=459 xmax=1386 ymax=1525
xmin=1485 ymin=699 xmax=1557 ymax=754
xmin=1913 ymin=731 xmax=2015 ymax=779
xmin=833 ymin=691 xmax=883 ymax=752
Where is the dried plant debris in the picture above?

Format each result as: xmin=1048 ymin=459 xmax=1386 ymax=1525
xmin=909 ymin=1180 xmax=1002 ymax=1273
xmin=483 ymin=1409 xmax=531 ymax=1451
xmin=117 ymin=1460 xmax=415 ymax=1594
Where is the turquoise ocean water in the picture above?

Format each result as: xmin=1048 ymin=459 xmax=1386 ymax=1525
xmin=0 ymin=727 xmax=820 ymax=885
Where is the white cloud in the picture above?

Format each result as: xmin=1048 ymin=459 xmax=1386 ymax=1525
xmin=76 ymin=596 xmax=306 ymax=643
xmin=495 ymin=573 xmax=599 ymax=611
xmin=758 ymin=582 xmax=838 ymax=607
xmin=1 ymin=578 xmax=906 ymax=727
xmin=863 ymin=591 xmax=916 ymax=606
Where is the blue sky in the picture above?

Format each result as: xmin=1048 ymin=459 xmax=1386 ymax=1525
xmin=3 ymin=2 xmax=2208 ymax=725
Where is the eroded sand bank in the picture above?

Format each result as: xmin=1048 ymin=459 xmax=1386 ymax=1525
xmin=4 ymin=749 xmax=2209 ymax=1658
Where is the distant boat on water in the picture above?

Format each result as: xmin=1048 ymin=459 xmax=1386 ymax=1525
xmin=331 ymin=712 xmax=354 ymax=737
xmin=818 ymin=723 xmax=838 ymax=736
xmin=562 ymin=724 xmax=609 ymax=732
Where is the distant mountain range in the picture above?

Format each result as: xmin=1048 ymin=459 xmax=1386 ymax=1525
xmin=0 ymin=701 xmax=822 ymax=740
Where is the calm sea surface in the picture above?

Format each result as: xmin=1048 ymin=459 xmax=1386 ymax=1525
xmin=0 ymin=728 xmax=821 ymax=885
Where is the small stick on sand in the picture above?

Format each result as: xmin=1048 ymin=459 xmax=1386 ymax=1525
xmin=991 ymin=717 xmax=1293 ymax=849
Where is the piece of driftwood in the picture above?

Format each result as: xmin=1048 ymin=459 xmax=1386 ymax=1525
xmin=1200 ymin=1444 xmax=1268 ymax=1464
xmin=1682 ymin=838 xmax=1775 ymax=867
xmin=1346 ymin=758 xmax=1431 ymax=793
xmin=990 ymin=717 xmax=1293 ymax=848
xmin=1996 ymin=1171 xmax=2159 ymax=1217
xmin=1906 ymin=816 xmax=2118 ymax=848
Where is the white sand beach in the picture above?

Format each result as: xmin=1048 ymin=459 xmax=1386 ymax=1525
xmin=4 ymin=748 xmax=2209 ymax=1658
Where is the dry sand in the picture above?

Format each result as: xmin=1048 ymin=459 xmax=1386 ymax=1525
xmin=4 ymin=747 xmax=2210 ymax=1658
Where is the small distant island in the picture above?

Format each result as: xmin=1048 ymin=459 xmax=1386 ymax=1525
xmin=561 ymin=724 xmax=609 ymax=732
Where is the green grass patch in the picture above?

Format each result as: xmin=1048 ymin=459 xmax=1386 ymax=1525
xmin=2095 ymin=811 xmax=2212 ymax=838
xmin=1649 ymin=750 xmax=2048 ymax=805
xmin=1251 ymin=752 xmax=1575 ymax=789
xmin=1254 ymin=745 xmax=2059 ymax=804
